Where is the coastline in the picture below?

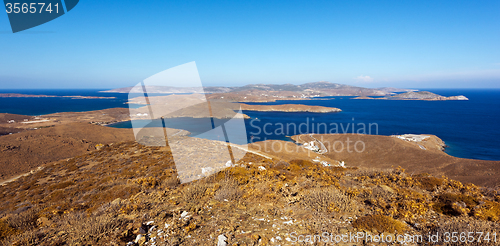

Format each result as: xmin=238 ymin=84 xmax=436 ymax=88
xmin=0 ymin=93 xmax=116 ymax=99
xmin=0 ymin=88 xmax=498 ymax=162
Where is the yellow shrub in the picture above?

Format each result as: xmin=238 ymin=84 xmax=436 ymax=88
xmin=352 ymin=214 xmax=407 ymax=233
xmin=473 ymin=201 xmax=500 ymax=222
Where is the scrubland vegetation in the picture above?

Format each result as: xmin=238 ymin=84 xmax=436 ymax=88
xmin=0 ymin=141 xmax=499 ymax=245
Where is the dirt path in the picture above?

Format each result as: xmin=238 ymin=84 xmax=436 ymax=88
xmin=0 ymin=166 xmax=44 ymax=186
xmin=234 ymin=144 xmax=272 ymax=160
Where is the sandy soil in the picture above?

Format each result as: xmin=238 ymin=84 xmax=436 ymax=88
xmin=0 ymin=122 xmax=135 ymax=182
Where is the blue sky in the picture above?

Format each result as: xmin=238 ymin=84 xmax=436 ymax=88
xmin=0 ymin=0 xmax=499 ymax=89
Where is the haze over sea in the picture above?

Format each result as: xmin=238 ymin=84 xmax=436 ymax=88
xmin=1 ymin=88 xmax=499 ymax=161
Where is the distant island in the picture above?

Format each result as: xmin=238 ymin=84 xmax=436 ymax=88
xmin=353 ymin=91 xmax=468 ymax=101
xmin=240 ymin=104 xmax=341 ymax=113
xmin=0 ymin=93 xmax=116 ymax=99
xmin=103 ymin=81 xmax=420 ymax=103
xmin=103 ymin=81 xmax=467 ymax=102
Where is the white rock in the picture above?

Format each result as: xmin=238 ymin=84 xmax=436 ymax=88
xmin=134 ymin=234 xmax=143 ymax=243
xmin=283 ymin=220 xmax=293 ymax=225
xmin=201 ymin=167 xmax=213 ymax=174
xmin=180 ymin=211 xmax=189 ymax=219
xmin=146 ymin=221 xmax=154 ymax=225
xmin=258 ymin=166 xmax=266 ymax=171
xmin=218 ymin=234 xmax=228 ymax=246
xmin=338 ymin=161 xmax=345 ymax=168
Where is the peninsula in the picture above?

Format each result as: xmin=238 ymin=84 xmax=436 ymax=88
xmin=128 ymin=94 xmax=342 ymax=120
xmin=240 ymin=103 xmax=341 ymax=113
xmin=353 ymin=91 xmax=468 ymax=100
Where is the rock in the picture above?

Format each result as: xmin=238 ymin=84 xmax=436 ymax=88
xmin=134 ymin=224 xmax=148 ymax=234
xmin=111 ymin=198 xmax=122 ymax=206
xmin=180 ymin=211 xmax=190 ymax=219
xmin=379 ymin=185 xmax=395 ymax=193
xmin=37 ymin=217 xmax=51 ymax=227
xmin=134 ymin=235 xmax=143 ymax=243
xmin=258 ymin=166 xmax=266 ymax=171
xmin=217 ymin=234 xmax=228 ymax=246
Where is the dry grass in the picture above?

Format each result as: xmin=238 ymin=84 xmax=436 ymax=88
xmin=0 ymin=230 xmax=44 ymax=246
xmin=426 ymin=218 xmax=500 ymax=246
xmin=415 ymin=174 xmax=445 ymax=192
xmin=433 ymin=193 xmax=479 ymax=216
xmin=302 ymin=186 xmax=360 ymax=214
xmin=214 ymin=178 xmax=242 ymax=201
xmin=62 ymin=212 xmax=129 ymax=245
xmin=352 ymin=214 xmax=408 ymax=233
xmin=4 ymin=207 xmax=39 ymax=231
xmin=0 ymin=220 xmax=16 ymax=242
xmin=182 ymin=181 xmax=208 ymax=202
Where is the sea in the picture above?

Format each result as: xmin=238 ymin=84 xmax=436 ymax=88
xmin=0 ymin=88 xmax=499 ymax=161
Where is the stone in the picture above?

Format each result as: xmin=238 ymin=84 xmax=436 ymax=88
xmin=218 ymin=234 xmax=228 ymax=246
xmin=111 ymin=198 xmax=122 ymax=206
xmin=134 ymin=234 xmax=143 ymax=243
xmin=37 ymin=216 xmax=51 ymax=227
xmin=134 ymin=224 xmax=147 ymax=234
xmin=379 ymin=185 xmax=395 ymax=193
xmin=180 ymin=211 xmax=189 ymax=219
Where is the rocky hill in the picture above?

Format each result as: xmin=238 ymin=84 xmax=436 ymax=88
xmin=0 ymin=125 xmax=499 ymax=245
xmin=389 ymin=91 xmax=469 ymax=100
xmin=102 ymin=82 xmax=409 ymax=98
xmin=0 ymin=138 xmax=499 ymax=245
xmin=353 ymin=91 xmax=469 ymax=101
